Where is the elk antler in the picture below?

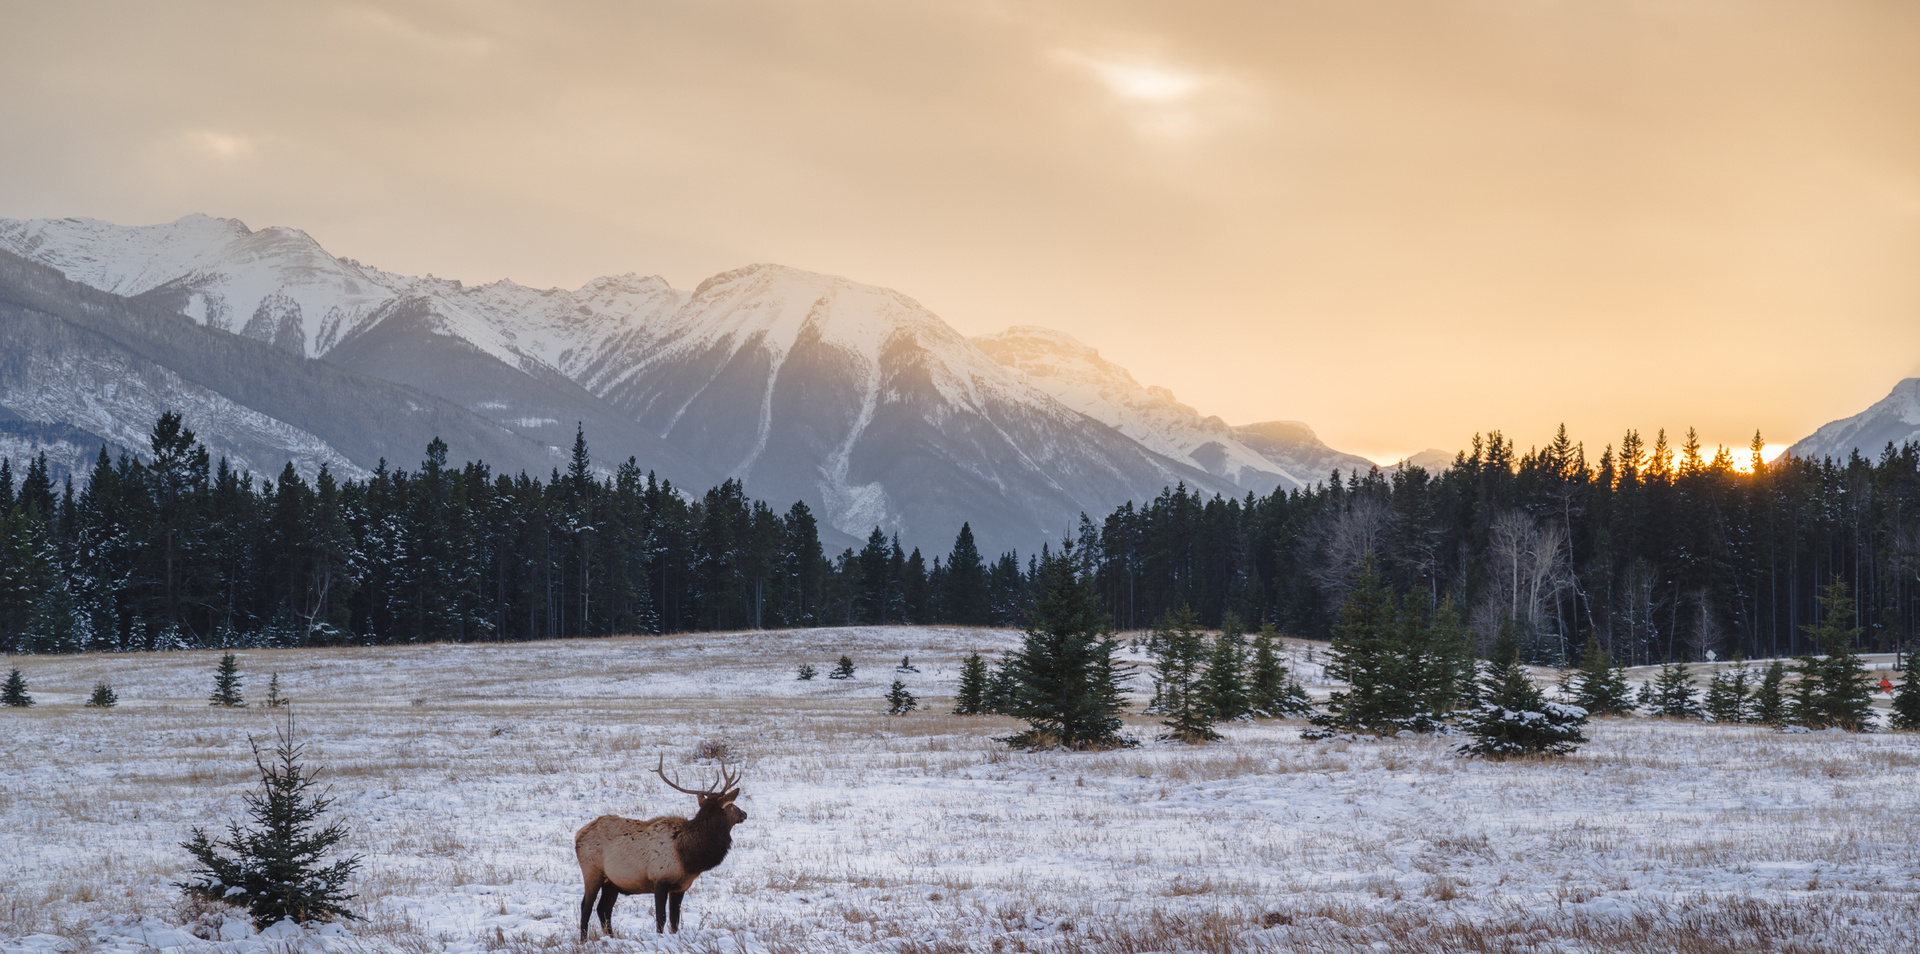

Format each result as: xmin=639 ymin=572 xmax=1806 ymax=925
xmin=655 ymin=754 xmax=742 ymax=798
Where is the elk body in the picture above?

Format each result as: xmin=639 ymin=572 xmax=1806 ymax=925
xmin=575 ymin=758 xmax=747 ymax=938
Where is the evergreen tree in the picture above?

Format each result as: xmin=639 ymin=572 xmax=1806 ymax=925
xmin=795 ymin=662 xmax=818 ymax=681
xmin=1456 ymin=630 xmax=1588 ymax=759
xmin=942 ymin=523 xmax=991 ymax=625
xmin=1751 ymin=660 xmax=1788 ymax=725
xmin=885 ymin=679 xmax=918 ymax=715
xmin=1788 ymin=655 xmax=1824 ymax=727
xmin=1803 ymin=578 xmax=1874 ymax=731
xmin=1568 ymin=640 xmax=1635 ymax=716
xmin=953 ymin=653 xmax=991 ymax=714
xmin=264 ymin=673 xmax=289 ymax=708
xmin=1198 ymin=611 xmax=1251 ymax=723
xmin=1646 ymin=663 xmax=1701 ymax=719
xmin=86 ymin=680 xmax=117 ymax=708
xmin=210 ymin=652 xmax=244 ymax=707
xmin=1310 ymin=559 xmax=1404 ymax=735
xmin=1150 ymin=606 xmax=1218 ymax=743
xmin=2 ymin=668 xmax=31 ymax=707
xmin=997 ymin=541 xmax=1131 ymax=750
xmin=1891 ymin=657 xmax=1920 ymax=731
xmin=828 ymin=655 xmax=856 ymax=680
xmin=178 ymin=716 xmax=361 ymax=928
xmin=1703 ymin=666 xmax=1751 ymax=723
xmin=896 ymin=655 xmax=919 ymax=673
xmin=1247 ymin=623 xmax=1312 ymax=717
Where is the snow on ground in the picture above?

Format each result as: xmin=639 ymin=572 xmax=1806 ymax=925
xmin=2 ymin=627 xmax=1917 ymax=954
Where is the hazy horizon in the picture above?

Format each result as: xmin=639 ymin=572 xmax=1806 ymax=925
xmin=3 ymin=1 xmax=1916 ymax=464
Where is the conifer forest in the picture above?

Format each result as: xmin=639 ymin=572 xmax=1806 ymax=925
xmin=3 ymin=413 xmax=1918 ymax=666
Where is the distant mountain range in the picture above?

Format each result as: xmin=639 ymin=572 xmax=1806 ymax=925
xmin=0 ymin=213 xmax=1372 ymax=554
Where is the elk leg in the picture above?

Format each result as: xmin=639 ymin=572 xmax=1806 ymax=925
xmin=654 ymin=885 xmax=671 ymax=934
xmin=595 ymin=881 xmax=618 ymax=937
xmin=669 ymin=891 xmax=684 ymax=934
xmin=580 ymin=880 xmax=600 ymax=941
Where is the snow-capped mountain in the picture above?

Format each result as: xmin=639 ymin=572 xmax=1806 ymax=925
xmin=588 ymin=264 xmax=1235 ymax=549
xmin=0 ymin=249 xmax=589 ymax=484
xmin=1786 ymin=379 xmax=1920 ymax=463
xmin=974 ymin=327 xmax=1374 ymax=492
xmin=0 ymin=213 xmax=1368 ymax=554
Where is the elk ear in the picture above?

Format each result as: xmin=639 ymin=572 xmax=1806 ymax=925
xmin=720 ymin=789 xmax=741 ymax=803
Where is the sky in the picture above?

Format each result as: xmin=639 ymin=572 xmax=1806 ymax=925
xmin=2 ymin=1 xmax=1917 ymax=464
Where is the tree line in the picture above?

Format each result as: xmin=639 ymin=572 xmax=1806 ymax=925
xmin=3 ymin=414 xmax=1920 ymax=665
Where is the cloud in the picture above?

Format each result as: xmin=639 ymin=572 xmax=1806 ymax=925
xmin=184 ymin=131 xmax=257 ymax=160
xmin=1052 ymin=49 xmax=1257 ymax=140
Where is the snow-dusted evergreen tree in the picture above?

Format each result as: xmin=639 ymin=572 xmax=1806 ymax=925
xmin=1198 ymin=611 xmax=1250 ymax=723
xmin=1309 ymin=560 xmax=1402 ymax=735
xmin=1751 ymin=660 xmax=1788 ymax=725
xmin=828 ymin=656 xmax=856 ymax=680
xmin=885 ymin=679 xmax=918 ymax=715
xmin=178 ymin=716 xmax=361 ymax=928
xmin=210 ymin=653 xmax=244 ymax=707
xmin=1150 ymin=606 xmax=1218 ymax=743
xmin=1567 ymin=640 xmax=1634 ymax=716
xmin=2 ymin=668 xmax=31 ymax=707
xmin=1703 ymin=665 xmax=1752 ymax=723
xmin=1247 ymin=623 xmax=1313 ymax=718
xmin=85 ymin=680 xmax=117 ymax=708
xmin=1645 ymin=663 xmax=1701 ymax=719
xmin=795 ymin=662 xmax=818 ymax=681
xmin=997 ymin=541 xmax=1131 ymax=750
xmin=896 ymin=655 xmax=918 ymax=673
xmin=1456 ymin=631 xmax=1588 ymax=759
xmin=1802 ymin=578 xmax=1874 ymax=731
xmin=952 ymin=653 xmax=990 ymax=714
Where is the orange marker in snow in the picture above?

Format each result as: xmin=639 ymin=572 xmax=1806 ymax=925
xmin=1878 ymin=677 xmax=1894 ymax=695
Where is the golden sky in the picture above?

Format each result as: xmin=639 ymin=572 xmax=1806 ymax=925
xmin=3 ymin=1 xmax=1917 ymax=463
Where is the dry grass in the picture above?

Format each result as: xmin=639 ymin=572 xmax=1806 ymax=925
xmin=2 ymin=627 xmax=1917 ymax=954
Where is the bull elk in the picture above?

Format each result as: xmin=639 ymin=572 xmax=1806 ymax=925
xmin=575 ymin=756 xmax=747 ymax=938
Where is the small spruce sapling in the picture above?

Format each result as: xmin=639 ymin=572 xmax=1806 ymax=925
xmin=1703 ymin=665 xmax=1752 ymax=723
xmin=1456 ymin=630 xmax=1588 ymax=759
xmin=265 ymin=673 xmax=289 ymax=708
xmin=1247 ymin=624 xmax=1313 ymax=718
xmin=795 ymin=662 xmax=819 ymax=681
xmin=1198 ymin=611 xmax=1251 ymax=722
xmin=953 ymin=653 xmax=991 ymax=714
xmin=1804 ymin=578 xmax=1873 ymax=731
xmin=1568 ymin=641 xmax=1634 ymax=716
xmin=86 ymin=680 xmax=118 ymax=708
xmin=828 ymin=656 xmax=857 ymax=680
xmin=178 ymin=714 xmax=362 ymax=928
xmin=885 ymin=679 xmax=918 ymax=715
xmin=3 ymin=668 xmax=32 ymax=707
xmin=1150 ymin=606 xmax=1218 ymax=743
xmin=1750 ymin=660 xmax=1788 ymax=725
xmin=210 ymin=653 xmax=244 ymax=708
xmin=896 ymin=655 xmax=919 ymax=673
xmin=1646 ymin=663 xmax=1701 ymax=719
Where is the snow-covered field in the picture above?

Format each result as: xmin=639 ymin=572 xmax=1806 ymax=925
xmin=2 ymin=627 xmax=1917 ymax=954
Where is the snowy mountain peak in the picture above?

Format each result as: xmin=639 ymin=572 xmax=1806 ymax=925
xmin=1787 ymin=378 xmax=1920 ymax=463
xmin=973 ymin=325 xmax=1308 ymax=492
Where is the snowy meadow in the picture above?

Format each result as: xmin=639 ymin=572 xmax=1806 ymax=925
xmin=3 ymin=627 xmax=1917 ymax=954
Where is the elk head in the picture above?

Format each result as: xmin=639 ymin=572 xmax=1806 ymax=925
xmin=655 ymin=755 xmax=747 ymax=826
